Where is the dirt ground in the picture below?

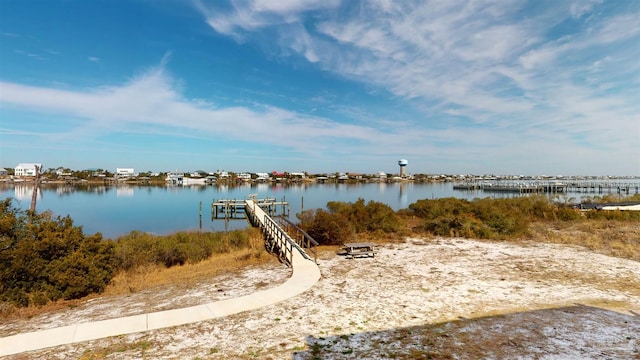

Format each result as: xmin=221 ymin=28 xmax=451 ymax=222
xmin=2 ymin=237 xmax=639 ymax=359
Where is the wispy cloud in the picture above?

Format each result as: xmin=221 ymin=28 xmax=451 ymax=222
xmin=1 ymin=1 xmax=637 ymax=174
xmin=0 ymin=64 xmax=396 ymax=155
xmin=1 ymin=32 xmax=22 ymax=38
xmin=193 ymin=0 xmax=340 ymax=40
xmin=13 ymin=49 xmax=47 ymax=60
xmin=192 ymin=0 xmax=640 ymax=174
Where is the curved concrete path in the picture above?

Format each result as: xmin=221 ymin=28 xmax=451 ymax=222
xmin=0 ymin=247 xmax=321 ymax=356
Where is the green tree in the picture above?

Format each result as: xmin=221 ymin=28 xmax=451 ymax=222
xmin=0 ymin=199 xmax=116 ymax=306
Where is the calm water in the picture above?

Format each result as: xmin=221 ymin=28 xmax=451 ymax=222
xmin=0 ymin=181 xmax=632 ymax=239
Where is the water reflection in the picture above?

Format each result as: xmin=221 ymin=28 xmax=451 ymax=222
xmin=398 ymin=183 xmax=408 ymax=208
xmin=0 ymin=181 xmax=637 ymax=239
xmin=116 ymin=187 xmax=134 ymax=197
xmin=14 ymin=184 xmax=42 ymax=201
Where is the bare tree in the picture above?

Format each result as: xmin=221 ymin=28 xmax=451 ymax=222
xmin=29 ymin=165 xmax=41 ymax=218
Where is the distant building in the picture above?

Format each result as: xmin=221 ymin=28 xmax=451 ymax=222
xmin=0 ymin=168 xmax=7 ymax=176
xmin=116 ymin=168 xmax=135 ymax=177
xmin=254 ymin=172 xmax=270 ymax=182
xmin=55 ymin=167 xmax=72 ymax=176
xmin=15 ymin=163 xmax=42 ymax=177
xmin=237 ymin=173 xmax=251 ymax=181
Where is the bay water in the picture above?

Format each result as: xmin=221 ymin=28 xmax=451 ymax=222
xmin=0 ymin=181 xmax=628 ymax=239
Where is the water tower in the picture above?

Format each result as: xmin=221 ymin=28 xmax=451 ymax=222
xmin=398 ymin=159 xmax=408 ymax=177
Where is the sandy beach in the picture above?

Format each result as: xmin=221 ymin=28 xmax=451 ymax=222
xmin=2 ymin=237 xmax=639 ymax=359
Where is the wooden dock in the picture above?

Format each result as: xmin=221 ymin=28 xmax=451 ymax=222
xmin=211 ymin=197 xmax=289 ymax=220
xmin=453 ymin=182 xmax=567 ymax=194
xmin=453 ymin=181 xmax=640 ymax=195
xmin=274 ymin=216 xmax=318 ymax=263
xmin=565 ymin=182 xmax=640 ymax=195
xmin=244 ymin=198 xmax=316 ymax=266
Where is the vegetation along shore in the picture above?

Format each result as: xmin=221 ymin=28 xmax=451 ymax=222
xmin=0 ymin=194 xmax=638 ymax=358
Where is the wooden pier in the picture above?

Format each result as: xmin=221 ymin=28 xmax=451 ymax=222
xmin=453 ymin=182 xmax=567 ymax=194
xmin=565 ymin=182 xmax=640 ymax=195
xmin=274 ymin=216 xmax=318 ymax=263
xmin=453 ymin=181 xmax=640 ymax=195
xmin=211 ymin=197 xmax=289 ymax=220
xmin=244 ymin=198 xmax=317 ymax=266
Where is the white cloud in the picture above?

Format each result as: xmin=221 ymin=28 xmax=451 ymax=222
xmin=4 ymin=1 xmax=638 ymax=174
xmin=570 ymin=0 xmax=603 ymax=19
xmin=0 ymin=66 xmax=390 ymax=154
xmin=194 ymin=0 xmax=340 ymax=39
xmin=197 ymin=1 xmax=638 ymax=152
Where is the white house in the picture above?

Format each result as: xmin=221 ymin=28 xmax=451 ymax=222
xmin=254 ymin=172 xmax=270 ymax=182
xmin=116 ymin=168 xmax=135 ymax=177
xmin=289 ymin=172 xmax=306 ymax=178
xmin=15 ymin=163 xmax=42 ymax=177
xmin=55 ymin=167 xmax=72 ymax=176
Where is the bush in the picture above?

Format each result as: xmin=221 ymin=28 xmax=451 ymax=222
xmin=0 ymin=195 xmax=262 ymax=308
xmin=585 ymin=209 xmax=640 ymax=221
xmin=0 ymin=199 xmax=116 ymax=306
xmin=297 ymin=208 xmax=355 ymax=245
xmin=297 ymin=199 xmax=403 ymax=245
xmin=408 ymin=197 xmax=534 ymax=239
xmin=113 ymin=229 xmax=257 ymax=269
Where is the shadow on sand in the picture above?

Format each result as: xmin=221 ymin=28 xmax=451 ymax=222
xmin=292 ymin=304 xmax=639 ymax=359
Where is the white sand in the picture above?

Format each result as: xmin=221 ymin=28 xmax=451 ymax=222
xmin=2 ymin=237 xmax=639 ymax=359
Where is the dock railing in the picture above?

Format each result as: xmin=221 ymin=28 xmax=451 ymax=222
xmin=274 ymin=216 xmax=318 ymax=264
xmin=245 ymin=199 xmax=314 ymax=266
xmin=262 ymin=215 xmax=295 ymax=266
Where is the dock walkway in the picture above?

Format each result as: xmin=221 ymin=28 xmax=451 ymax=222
xmin=0 ymin=200 xmax=320 ymax=357
xmin=453 ymin=181 xmax=640 ymax=195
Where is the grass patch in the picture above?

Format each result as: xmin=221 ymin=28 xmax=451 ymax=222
xmin=528 ymin=220 xmax=640 ymax=261
xmin=103 ymin=247 xmax=277 ymax=297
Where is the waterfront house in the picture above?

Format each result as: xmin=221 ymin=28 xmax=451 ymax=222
xmin=14 ymin=163 xmax=42 ymax=177
xmin=255 ymin=172 xmax=270 ymax=182
xmin=116 ymin=168 xmax=135 ymax=177
xmin=166 ymin=171 xmax=183 ymax=185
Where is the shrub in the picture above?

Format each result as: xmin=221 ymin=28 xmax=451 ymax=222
xmin=113 ymin=229 xmax=257 ymax=269
xmin=585 ymin=209 xmax=640 ymax=221
xmin=0 ymin=199 xmax=116 ymax=306
xmin=297 ymin=209 xmax=355 ymax=245
xmin=409 ymin=197 xmax=533 ymax=239
xmin=297 ymin=199 xmax=403 ymax=245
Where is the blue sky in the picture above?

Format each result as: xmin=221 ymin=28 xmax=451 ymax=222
xmin=0 ymin=0 xmax=638 ymax=176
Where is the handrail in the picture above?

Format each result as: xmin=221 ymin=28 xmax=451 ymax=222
xmin=245 ymin=199 xmax=314 ymax=265
xmin=275 ymin=216 xmax=319 ymax=246
xmin=274 ymin=216 xmax=318 ymax=263
xmin=263 ymin=215 xmax=294 ymax=265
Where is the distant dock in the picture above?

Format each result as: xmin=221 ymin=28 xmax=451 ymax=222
xmin=211 ymin=197 xmax=289 ymax=220
xmin=453 ymin=181 xmax=640 ymax=195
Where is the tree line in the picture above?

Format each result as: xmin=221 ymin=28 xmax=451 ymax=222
xmin=1 ymin=195 xmax=638 ymax=308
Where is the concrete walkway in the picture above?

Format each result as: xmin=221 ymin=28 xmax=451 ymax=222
xmin=0 ymin=247 xmax=321 ymax=356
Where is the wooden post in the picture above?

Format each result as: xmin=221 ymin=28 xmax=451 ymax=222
xmin=29 ymin=165 xmax=41 ymax=221
xmin=199 ymin=201 xmax=202 ymax=230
